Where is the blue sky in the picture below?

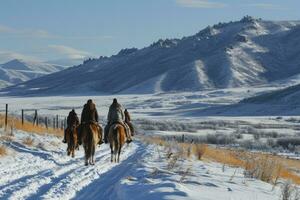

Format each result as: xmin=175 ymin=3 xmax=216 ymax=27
xmin=0 ymin=0 xmax=299 ymax=64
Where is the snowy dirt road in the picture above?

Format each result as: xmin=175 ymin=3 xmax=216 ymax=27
xmin=0 ymin=130 xmax=140 ymax=200
xmin=0 ymin=130 xmax=286 ymax=200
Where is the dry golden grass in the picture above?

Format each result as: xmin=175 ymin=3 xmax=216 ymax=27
xmin=193 ymin=144 xmax=207 ymax=160
xmin=0 ymin=145 xmax=7 ymax=156
xmin=142 ymin=136 xmax=300 ymax=185
xmin=0 ymin=134 xmax=13 ymax=142
xmin=0 ymin=114 xmax=63 ymax=137
xmin=22 ymin=136 xmax=34 ymax=146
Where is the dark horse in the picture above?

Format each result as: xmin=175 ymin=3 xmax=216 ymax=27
xmin=80 ymin=122 xmax=102 ymax=166
xmin=66 ymin=125 xmax=79 ymax=158
xmin=108 ymin=123 xmax=126 ymax=163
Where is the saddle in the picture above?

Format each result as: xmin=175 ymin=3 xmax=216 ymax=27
xmin=111 ymin=122 xmax=131 ymax=137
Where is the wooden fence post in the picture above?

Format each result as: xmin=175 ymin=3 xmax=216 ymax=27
xmin=53 ymin=117 xmax=55 ymax=129
xmin=45 ymin=117 xmax=48 ymax=129
xmin=36 ymin=112 xmax=39 ymax=126
xmin=5 ymin=104 xmax=8 ymax=131
xmin=56 ymin=115 xmax=59 ymax=129
xmin=33 ymin=110 xmax=38 ymax=126
xmin=21 ymin=109 xmax=24 ymax=125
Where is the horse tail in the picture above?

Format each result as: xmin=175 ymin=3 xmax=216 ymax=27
xmin=70 ymin=127 xmax=74 ymax=149
xmin=86 ymin=124 xmax=93 ymax=159
xmin=113 ymin=126 xmax=119 ymax=155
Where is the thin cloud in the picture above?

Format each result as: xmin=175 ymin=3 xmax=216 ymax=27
xmin=247 ymin=3 xmax=287 ymax=10
xmin=0 ymin=50 xmax=40 ymax=63
xmin=48 ymin=45 xmax=93 ymax=59
xmin=176 ymin=0 xmax=226 ymax=8
xmin=0 ymin=24 xmax=56 ymax=39
xmin=0 ymin=25 xmax=15 ymax=33
xmin=0 ymin=24 xmax=113 ymax=40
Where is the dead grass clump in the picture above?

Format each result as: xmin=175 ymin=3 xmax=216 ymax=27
xmin=179 ymin=167 xmax=192 ymax=183
xmin=36 ymin=142 xmax=45 ymax=150
xmin=23 ymin=136 xmax=34 ymax=146
xmin=280 ymin=181 xmax=300 ymax=200
xmin=0 ymin=145 xmax=7 ymax=156
xmin=140 ymin=135 xmax=300 ymax=184
xmin=0 ymin=134 xmax=13 ymax=142
xmin=0 ymin=114 xmax=63 ymax=137
xmin=243 ymin=155 xmax=282 ymax=183
xmin=193 ymin=144 xmax=207 ymax=160
xmin=167 ymin=154 xmax=179 ymax=170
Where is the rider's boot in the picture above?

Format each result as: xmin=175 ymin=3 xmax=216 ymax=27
xmin=124 ymin=123 xmax=132 ymax=143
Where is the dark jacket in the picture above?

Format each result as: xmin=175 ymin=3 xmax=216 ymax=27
xmin=81 ymin=102 xmax=99 ymax=123
xmin=67 ymin=110 xmax=79 ymax=127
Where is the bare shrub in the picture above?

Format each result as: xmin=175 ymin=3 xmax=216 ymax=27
xmin=23 ymin=136 xmax=34 ymax=146
xmin=0 ymin=145 xmax=7 ymax=156
xmin=36 ymin=142 xmax=45 ymax=150
xmin=206 ymin=134 xmax=236 ymax=145
xmin=280 ymin=181 xmax=300 ymax=200
xmin=167 ymin=154 xmax=179 ymax=170
xmin=277 ymin=137 xmax=300 ymax=149
xmin=179 ymin=167 xmax=192 ymax=183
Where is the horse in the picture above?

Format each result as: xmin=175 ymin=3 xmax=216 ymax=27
xmin=108 ymin=123 xmax=127 ymax=163
xmin=80 ymin=122 xmax=102 ymax=166
xmin=66 ymin=125 xmax=78 ymax=158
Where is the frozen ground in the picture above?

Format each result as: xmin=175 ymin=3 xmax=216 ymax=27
xmin=0 ymin=87 xmax=299 ymax=199
xmin=0 ymin=86 xmax=294 ymax=120
xmin=0 ymin=129 xmax=286 ymax=200
xmin=0 ymin=87 xmax=299 ymax=152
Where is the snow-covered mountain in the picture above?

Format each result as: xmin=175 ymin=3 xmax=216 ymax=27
xmin=2 ymin=16 xmax=300 ymax=96
xmin=0 ymin=59 xmax=67 ymax=88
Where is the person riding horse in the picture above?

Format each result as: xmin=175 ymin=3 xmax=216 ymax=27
xmin=63 ymin=109 xmax=79 ymax=143
xmin=124 ymin=109 xmax=134 ymax=136
xmin=79 ymin=99 xmax=102 ymax=145
xmin=104 ymin=98 xmax=132 ymax=143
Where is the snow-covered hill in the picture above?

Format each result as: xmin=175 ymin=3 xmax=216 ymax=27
xmin=2 ymin=16 xmax=300 ymax=96
xmin=0 ymin=59 xmax=67 ymax=88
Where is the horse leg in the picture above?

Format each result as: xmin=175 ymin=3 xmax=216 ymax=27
xmin=90 ymin=144 xmax=95 ymax=165
xmin=67 ymin=145 xmax=71 ymax=156
xmin=72 ymin=147 xmax=75 ymax=158
xmin=114 ymin=147 xmax=118 ymax=163
xmin=117 ymin=145 xmax=121 ymax=163
xmin=110 ymin=143 xmax=113 ymax=162
xmin=92 ymin=144 xmax=96 ymax=164
xmin=84 ymin=145 xmax=88 ymax=166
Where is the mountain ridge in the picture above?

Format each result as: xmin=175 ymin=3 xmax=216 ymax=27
xmin=2 ymin=16 xmax=300 ymax=96
xmin=0 ymin=59 xmax=67 ymax=88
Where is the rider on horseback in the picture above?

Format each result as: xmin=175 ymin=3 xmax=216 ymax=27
xmin=79 ymin=99 xmax=102 ymax=145
xmin=104 ymin=98 xmax=132 ymax=144
xmin=63 ymin=109 xmax=79 ymax=143
xmin=124 ymin=109 xmax=134 ymax=136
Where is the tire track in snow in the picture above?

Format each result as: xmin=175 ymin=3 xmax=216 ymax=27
xmin=0 ymin=139 xmax=138 ymax=200
xmin=75 ymin=142 xmax=144 ymax=200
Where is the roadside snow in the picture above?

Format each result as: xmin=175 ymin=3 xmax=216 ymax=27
xmin=0 ymin=129 xmax=285 ymax=200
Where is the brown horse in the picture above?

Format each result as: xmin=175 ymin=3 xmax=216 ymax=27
xmin=108 ymin=123 xmax=126 ymax=163
xmin=66 ymin=125 xmax=78 ymax=158
xmin=80 ymin=122 xmax=102 ymax=166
